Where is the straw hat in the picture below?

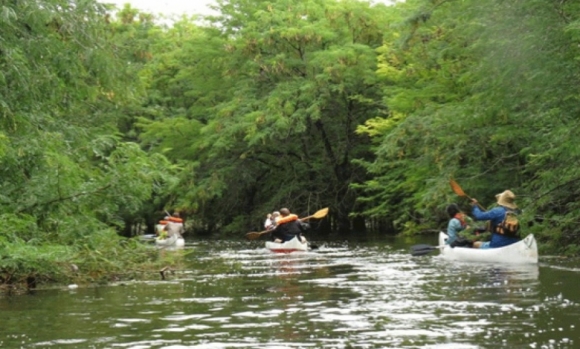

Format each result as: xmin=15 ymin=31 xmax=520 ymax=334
xmin=496 ymin=190 xmax=517 ymax=209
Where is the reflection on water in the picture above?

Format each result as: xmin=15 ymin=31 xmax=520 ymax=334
xmin=0 ymin=240 xmax=578 ymax=349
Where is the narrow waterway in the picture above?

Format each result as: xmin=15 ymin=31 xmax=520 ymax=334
xmin=1 ymin=237 xmax=579 ymax=349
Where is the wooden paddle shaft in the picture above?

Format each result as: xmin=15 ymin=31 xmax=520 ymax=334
xmin=450 ymin=179 xmax=485 ymax=210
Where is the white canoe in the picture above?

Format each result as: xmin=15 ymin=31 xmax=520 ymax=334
xmin=265 ymin=236 xmax=309 ymax=253
xmin=438 ymin=232 xmax=538 ymax=264
xmin=155 ymin=236 xmax=185 ymax=250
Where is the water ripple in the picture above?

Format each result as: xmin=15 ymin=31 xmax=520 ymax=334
xmin=3 ymin=240 xmax=580 ymax=349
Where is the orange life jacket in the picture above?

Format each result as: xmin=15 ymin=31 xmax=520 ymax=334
xmin=159 ymin=216 xmax=183 ymax=225
xmin=276 ymin=214 xmax=298 ymax=225
xmin=454 ymin=213 xmax=467 ymax=227
xmin=168 ymin=216 xmax=183 ymax=223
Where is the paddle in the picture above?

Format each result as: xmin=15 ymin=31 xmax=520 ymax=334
xmin=450 ymin=179 xmax=485 ymax=210
xmin=410 ymin=244 xmax=444 ymax=256
xmin=245 ymin=207 xmax=329 ymax=240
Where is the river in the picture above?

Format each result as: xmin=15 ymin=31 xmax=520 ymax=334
xmin=0 ymin=236 xmax=578 ymax=349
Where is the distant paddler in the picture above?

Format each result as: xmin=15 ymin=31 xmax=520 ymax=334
xmin=271 ymin=208 xmax=308 ymax=243
xmin=157 ymin=211 xmax=185 ymax=239
xmin=165 ymin=212 xmax=185 ymax=239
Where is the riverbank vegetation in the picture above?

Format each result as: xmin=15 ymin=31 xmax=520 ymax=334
xmin=2 ymin=0 xmax=580 ymax=290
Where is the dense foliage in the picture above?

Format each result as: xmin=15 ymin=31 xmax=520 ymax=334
xmin=0 ymin=0 xmax=177 ymax=289
xmin=137 ymin=0 xmax=394 ymax=234
xmin=133 ymin=0 xmax=580 ymax=252
xmin=356 ymin=0 xmax=580 ymax=253
xmin=132 ymin=0 xmax=580 ymax=251
xmin=2 ymin=0 xmax=580 ymax=289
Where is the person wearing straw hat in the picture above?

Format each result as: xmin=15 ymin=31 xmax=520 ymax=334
xmin=471 ymin=190 xmax=521 ymax=249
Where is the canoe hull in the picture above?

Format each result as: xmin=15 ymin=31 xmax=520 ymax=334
xmin=438 ymin=232 xmax=538 ymax=264
xmin=155 ymin=236 xmax=185 ymax=250
xmin=265 ymin=236 xmax=308 ymax=253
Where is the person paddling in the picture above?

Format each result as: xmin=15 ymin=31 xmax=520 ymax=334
xmin=445 ymin=203 xmax=472 ymax=247
xmin=163 ymin=212 xmax=185 ymax=241
xmin=471 ymin=190 xmax=521 ymax=249
xmin=271 ymin=208 xmax=308 ymax=243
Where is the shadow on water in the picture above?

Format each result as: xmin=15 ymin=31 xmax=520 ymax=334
xmin=0 ymin=235 xmax=578 ymax=349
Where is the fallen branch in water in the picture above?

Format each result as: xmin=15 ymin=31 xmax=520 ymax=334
xmin=159 ymin=266 xmax=174 ymax=280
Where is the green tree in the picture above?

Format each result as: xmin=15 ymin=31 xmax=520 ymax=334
xmin=357 ymin=0 xmax=580 ymax=252
xmin=0 ymin=0 xmax=177 ymax=288
xmin=137 ymin=0 xmax=392 ymax=234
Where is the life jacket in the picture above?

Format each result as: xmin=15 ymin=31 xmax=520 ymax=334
xmin=276 ymin=214 xmax=298 ymax=225
xmin=159 ymin=216 xmax=183 ymax=225
xmin=168 ymin=216 xmax=183 ymax=223
xmin=454 ymin=213 xmax=467 ymax=227
xmin=495 ymin=209 xmax=520 ymax=237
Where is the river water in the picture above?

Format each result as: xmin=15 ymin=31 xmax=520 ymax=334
xmin=1 ymin=237 xmax=579 ymax=349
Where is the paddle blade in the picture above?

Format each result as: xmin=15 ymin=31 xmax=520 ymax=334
xmin=410 ymin=244 xmax=439 ymax=256
xmin=245 ymin=230 xmax=269 ymax=240
xmin=450 ymin=179 xmax=466 ymax=197
xmin=311 ymin=207 xmax=329 ymax=219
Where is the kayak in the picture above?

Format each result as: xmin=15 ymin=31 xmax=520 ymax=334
xmin=438 ymin=232 xmax=538 ymax=264
xmin=139 ymin=234 xmax=157 ymax=242
xmin=155 ymin=235 xmax=185 ymax=250
xmin=265 ymin=236 xmax=309 ymax=253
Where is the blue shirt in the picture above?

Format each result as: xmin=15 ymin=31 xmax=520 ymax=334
xmin=472 ymin=205 xmax=520 ymax=248
xmin=446 ymin=218 xmax=464 ymax=245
